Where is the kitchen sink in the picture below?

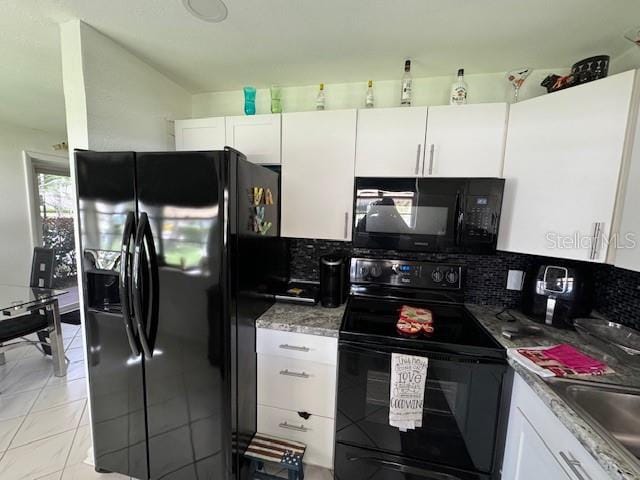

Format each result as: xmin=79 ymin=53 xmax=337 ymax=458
xmin=547 ymin=378 xmax=640 ymax=462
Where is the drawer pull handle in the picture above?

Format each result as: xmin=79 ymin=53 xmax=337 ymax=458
xmin=279 ymin=421 xmax=309 ymax=432
xmin=559 ymin=451 xmax=590 ymax=480
xmin=279 ymin=369 xmax=309 ymax=378
xmin=279 ymin=344 xmax=310 ymax=352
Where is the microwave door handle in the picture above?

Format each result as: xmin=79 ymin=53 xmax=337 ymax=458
xmin=454 ymin=191 xmax=463 ymax=245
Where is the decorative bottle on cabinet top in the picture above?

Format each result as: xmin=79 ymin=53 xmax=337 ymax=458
xmin=400 ymin=60 xmax=412 ymax=106
xmin=365 ymin=80 xmax=374 ymax=108
xmin=316 ymin=83 xmax=326 ymax=110
xmin=450 ymin=68 xmax=468 ymax=105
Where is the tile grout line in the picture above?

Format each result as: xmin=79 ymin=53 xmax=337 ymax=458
xmin=0 ymin=350 xmax=52 ymax=465
xmin=2 ymin=397 xmax=87 ymax=451
xmin=0 ymin=330 xmax=83 ymax=457
xmin=0 ymin=328 xmax=83 ymax=478
xmin=60 ymin=408 xmax=84 ymax=478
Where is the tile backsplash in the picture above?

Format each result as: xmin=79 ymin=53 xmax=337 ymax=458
xmin=288 ymin=238 xmax=640 ymax=329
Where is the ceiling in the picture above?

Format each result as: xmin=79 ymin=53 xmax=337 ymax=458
xmin=2 ymin=0 xmax=640 ymax=136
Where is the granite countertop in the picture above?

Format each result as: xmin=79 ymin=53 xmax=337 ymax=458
xmin=256 ymin=302 xmax=345 ymax=338
xmin=469 ymin=304 xmax=640 ymax=480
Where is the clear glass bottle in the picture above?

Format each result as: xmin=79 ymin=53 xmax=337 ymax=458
xmin=365 ymin=80 xmax=374 ymax=108
xmin=450 ymin=68 xmax=468 ymax=105
xmin=316 ymin=83 xmax=326 ymax=110
xmin=401 ymin=60 xmax=412 ymax=106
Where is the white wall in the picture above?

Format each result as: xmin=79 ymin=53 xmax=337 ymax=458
xmin=60 ymin=20 xmax=191 ymax=152
xmin=192 ymin=67 xmax=569 ymax=118
xmin=0 ymin=122 xmax=63 ymax=284
xmin=611 ymin=46 xmax=640 ymax=74
xmin=191 ymin=47 xmax=640 ymax=119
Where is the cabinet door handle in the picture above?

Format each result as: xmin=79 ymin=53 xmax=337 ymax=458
xmin=279 ymin=369 xmax=310 ymax=378
xmin=344 ymin=211 xmax=349 ymax=239
xmin=589 ymin=222 xmax=604 ymax=260
xmin=427 ymin=144 xmax=435 ymax=175
xmin=559 ymin=451 xmax=591 ymax=480
xmin=278 ymin=421 xmax=309 ymax=433
xmin=279 ymin=344 xmax=310 ymax=352
xmin=415 ymin=144 xmax=422 ymax=175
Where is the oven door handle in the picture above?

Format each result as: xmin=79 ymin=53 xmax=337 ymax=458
xmin=338 ymin=340 xmax=504 ymax=364
xmin=346 ymin=456 xmax=463 ymax=480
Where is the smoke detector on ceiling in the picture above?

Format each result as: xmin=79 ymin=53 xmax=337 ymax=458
xmin=182 ymin=0 xmax=228 ymax=23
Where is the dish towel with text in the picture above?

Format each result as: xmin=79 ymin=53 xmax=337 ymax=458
xmin=389 ymin=353 xmax=428 ymax=431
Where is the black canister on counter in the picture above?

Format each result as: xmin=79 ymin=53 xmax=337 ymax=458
xmin=319 ymin=254 xmax=347 ymax=308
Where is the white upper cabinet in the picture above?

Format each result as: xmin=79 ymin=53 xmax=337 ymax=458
xmin=498 ymin=71 xmax=636 ymax=262
xmin=424 ymin=103 xmax=508 ymax=177
xmin=174 ymin=117 xmax=226 ymax=151
xmin=225 ymin=114 xmax=281 ymax=164
xmin=355 ymin=106 xmax=428 ymax=177
xmin=614 ymin=83 xmax=640 ymax=272
xmin=281 ymin=110 xmax=357 ymax=241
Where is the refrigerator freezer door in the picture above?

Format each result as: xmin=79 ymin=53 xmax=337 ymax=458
xmin=75 ymin=151 xmax=149 ymax=480
xmin=136 ymin=151 xmax=231 ymax=479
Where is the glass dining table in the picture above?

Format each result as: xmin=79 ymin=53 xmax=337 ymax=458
xmin=0 ymin=284 xmax=68 ymax=377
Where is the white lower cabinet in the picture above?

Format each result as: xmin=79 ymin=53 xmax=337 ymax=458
xmin=258 ymin=354 xmax=336 ymax=418
xmin=257 ymin=404 xmax=335 ymax=469
xmin=503 ymin=407 xmax=573 ymax=480
xmin=256 ymin=328 xmax=338 ymax=469
xmin=502 ymin=374 xmax=609 ymax=480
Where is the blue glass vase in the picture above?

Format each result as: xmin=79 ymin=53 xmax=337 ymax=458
xmin=243 ymin=86 xmax=256 ymax=115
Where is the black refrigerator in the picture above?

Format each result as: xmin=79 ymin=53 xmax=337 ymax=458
xmin=75 ymin=148 xmax=285 ymax=480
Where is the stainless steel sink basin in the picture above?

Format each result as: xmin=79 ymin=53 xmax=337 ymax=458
xmin=547 ymin=378 xmax=640 ymax=463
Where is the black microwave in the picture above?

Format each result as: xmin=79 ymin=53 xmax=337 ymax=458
xmin=353 ymin=177 xmax=505 ymax=253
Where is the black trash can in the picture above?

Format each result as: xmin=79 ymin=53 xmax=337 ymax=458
xmin=319 ymin=254 xmax=347 ymax=308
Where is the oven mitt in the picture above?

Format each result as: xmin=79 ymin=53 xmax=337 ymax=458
xmin=397 ymin=305 xmax=434 ymax=336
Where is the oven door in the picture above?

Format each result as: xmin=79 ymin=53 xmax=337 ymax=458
xmin=353 ymin=178 xmax=464 ymax=252
xmin=335 ymin=341 xmax=507 ymax=474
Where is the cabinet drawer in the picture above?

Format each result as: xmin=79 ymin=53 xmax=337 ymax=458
xmin=257 ymin=404 xmax=335 ymax=469
xmin=511 ymin=375 xmax=609 ymax=480
xmin=257 ymin=328 xmax=337 ymax=365
xmin=258 ymin=354 xmax=336 ymax=418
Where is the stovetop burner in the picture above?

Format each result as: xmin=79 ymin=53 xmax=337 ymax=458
xmin=340 ymin=258 xmax=505 ymax=359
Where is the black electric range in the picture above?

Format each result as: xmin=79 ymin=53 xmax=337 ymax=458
xmin=334 ymin=258 xmax=510 ymax=480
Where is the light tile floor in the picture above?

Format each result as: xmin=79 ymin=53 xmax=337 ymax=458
xmin=0 ymin=324 xmax=128 ymax=480
xmin=0 ymin=324 xmax=334 ymax=479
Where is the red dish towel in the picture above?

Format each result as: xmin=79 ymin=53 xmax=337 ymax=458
xmin=544 ymin=344 xmax=607 ymax=375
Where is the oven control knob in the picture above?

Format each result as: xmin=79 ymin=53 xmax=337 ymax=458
xmin=446 ymin=269 xmax=459 ymax=284
xmin=370 ymin=265 xmax=382 ymax=278
xmin=359 ymin=265 xmax=370 ymax=278
xmin=431 ymin=269 xmax=444 ymax=283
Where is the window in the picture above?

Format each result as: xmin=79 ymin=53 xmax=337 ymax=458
xmin=32 ymin=161 xmax=77 ymax=289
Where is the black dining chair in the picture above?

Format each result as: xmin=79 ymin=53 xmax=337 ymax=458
xmin=0 ymin=247 xmax=57 ymax=365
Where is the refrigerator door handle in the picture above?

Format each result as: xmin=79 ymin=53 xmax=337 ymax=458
xmin=119 ymin=211 xmax=140 ymax=357
xmin=132 ymin=212 xmax=160 ymax=359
